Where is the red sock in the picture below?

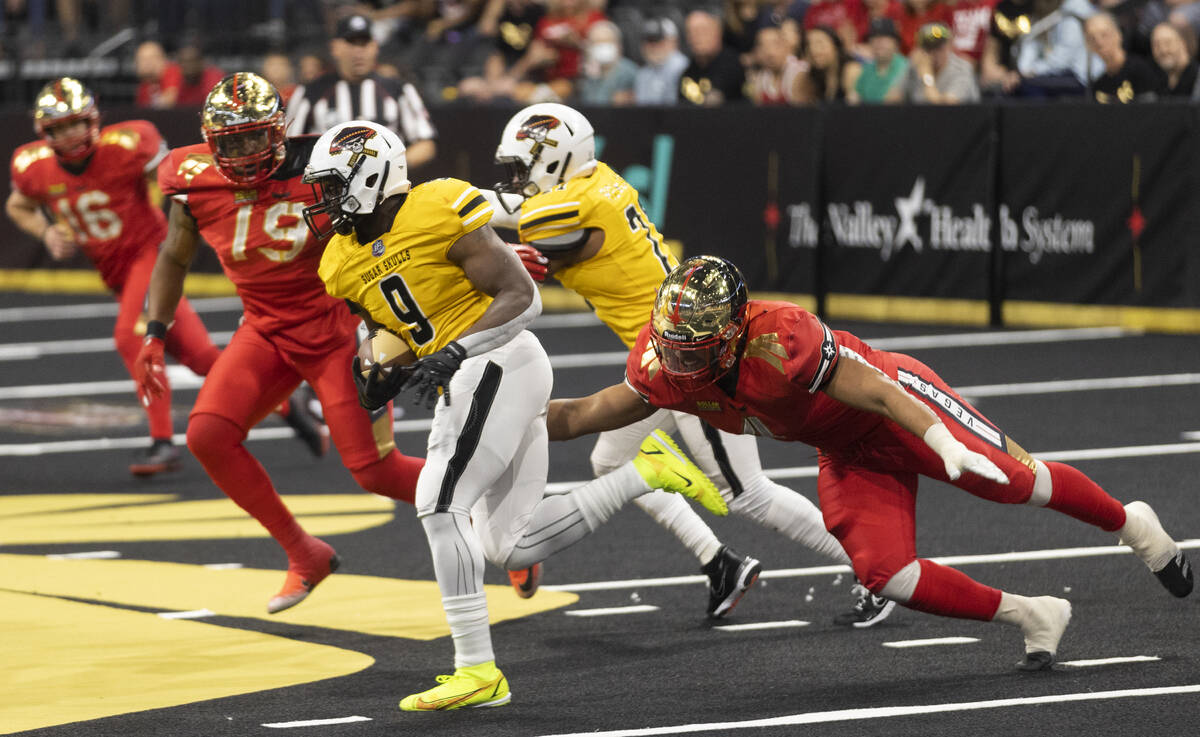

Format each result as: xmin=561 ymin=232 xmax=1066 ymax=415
xmin=906 ymin=559 xmax=1003 ymax=621
xmin=1045 ymin=462 xmax=1126 ymax=532
xmin=141 ymin=386 xmax=174 ymax=440
xmin=350 ymin=451 xmax=424 ymax=505
xmin=187 ymin=412 xmax=306 ymax=554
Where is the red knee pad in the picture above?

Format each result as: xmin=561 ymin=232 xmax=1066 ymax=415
xmin=186 ymin=413 xmax=245 ymax=465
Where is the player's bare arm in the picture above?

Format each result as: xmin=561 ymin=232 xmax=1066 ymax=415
xmin=822 ymin=355 xmax=1008 ymax=484
xmin=145 ymin=199 xmax=200 ymax=326
xmin=546 ymin=382 xmax=656 ymax=441
xmin=447 ymin=223 xmax=539 ymax=341
xmin=821 ymin=356 xmax=940 ymax=439
xmin=5 ymin=189 xmax=76 ymax=260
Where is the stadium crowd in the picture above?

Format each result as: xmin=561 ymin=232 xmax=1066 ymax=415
xmin=1 ymin=1 xmax=1198 ymax=110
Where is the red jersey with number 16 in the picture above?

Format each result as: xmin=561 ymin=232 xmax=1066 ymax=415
xmin=158 ymin=138 xmax=339 ymax=335
xmin=9 ymin=120 xmax=168 ymax=289
xmin=626 ymin=301 xmax=896 ymax=451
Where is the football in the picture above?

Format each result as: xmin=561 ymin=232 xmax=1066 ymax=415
xmin=358 ymin=328 xmax=416 ymax=376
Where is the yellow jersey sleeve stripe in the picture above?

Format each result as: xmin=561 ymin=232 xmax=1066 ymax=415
xmin=522 ymin=209 xmax=581 ymax=230
xmin=461 ymin=203 xmax=494 ymax=227
xmin=457 ymin=194 xmax=487 ymax=218
xmin=451 ymin=185 xmax=481 ymax=210
xmin=521 ymin=201 xmax=582 ymax=220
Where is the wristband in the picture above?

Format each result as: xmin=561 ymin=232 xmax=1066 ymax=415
xmin=145 ymin=320 xmax=168 ymax=340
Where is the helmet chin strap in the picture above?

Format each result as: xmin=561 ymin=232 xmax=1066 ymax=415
xmin=374 ymin=160 xmax=391 ymax=209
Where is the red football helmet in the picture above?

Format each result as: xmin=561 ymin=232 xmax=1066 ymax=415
xmin=650 ymin=256 xmax=749 ymax=392
xmin=33 ymin=77 xmax=101 ymax=162
xmin=201 ymin=72 xmax=287 ymax=185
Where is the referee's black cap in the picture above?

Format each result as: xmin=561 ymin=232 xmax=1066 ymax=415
xmin=336 ymin=14 xmax=373 ymax=43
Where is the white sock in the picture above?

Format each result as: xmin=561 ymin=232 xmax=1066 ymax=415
xmin=634 ymin=489 xmax=723 ymax=564
xmin=569 ymin=463 xmax=649 ymax=531
xmin=729 ymin=478 xmax=851 ymax=565
xmin=992 ymin=592 xmax=1072 ymax=654
xmin=443 ymin=592 xmax=493 ymax=668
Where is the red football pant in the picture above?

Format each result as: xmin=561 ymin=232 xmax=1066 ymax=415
xmin=186 ymin=317 xmax=421 ymax=557
xmin=112 ymin=249 xmax=219 ymax=439
xmin=818 ymin=355 xmax=1126 ymax=621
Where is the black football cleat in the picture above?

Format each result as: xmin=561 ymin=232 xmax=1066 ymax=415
xmin=1154 ymin=551 xmax=1193 ymax=598
xmin=703 ymin=546 xmax=761 ymax=618
xmin=129 ymin=439 xmax=182 ymax=477
xmin=833 ymin=583 xmax=897 ymax=628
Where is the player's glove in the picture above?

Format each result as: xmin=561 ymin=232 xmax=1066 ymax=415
xmin=352 ymin=356 xmax=413 ymax=412
xmin=400 ymin=341 xmax=467 ymax=410
xmin=923 ymin=423 xmax=1009 ymax=484
xmin=133 ymin=320 xmax=169 ymax=404
xmin=511 ymin=243 xmax=549 ymax=283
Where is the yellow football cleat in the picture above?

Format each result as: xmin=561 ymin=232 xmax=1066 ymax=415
xmin=399 ymin=661 xmax=511 ymax=711
xmin=632 ymin=430 xmax=727 ymax=516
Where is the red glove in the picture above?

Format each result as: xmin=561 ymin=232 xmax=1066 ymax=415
xmin=134 ymin=336 xmax=167 ymax=403
xmin=511 ymin=243 xmax=549 ymax=283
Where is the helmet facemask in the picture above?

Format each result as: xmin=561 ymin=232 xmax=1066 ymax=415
xmin=302 ymin=156 xmax=368 ymax=239
xmin=650 ymin=256 xmax=749 ymax=392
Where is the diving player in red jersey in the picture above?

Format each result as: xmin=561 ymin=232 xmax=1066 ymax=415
xmin=548 ymin=255 xmax=1193 ymax=671
xmin=136 ymin=72 xmax=425 ymax=614
xmin=5 ymin=77 xmax=221 ymax=476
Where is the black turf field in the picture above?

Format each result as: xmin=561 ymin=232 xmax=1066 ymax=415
xmin=2 ymin=291 xmax=1198 ymax=737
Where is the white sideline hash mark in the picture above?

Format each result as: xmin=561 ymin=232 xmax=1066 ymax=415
xmin=157 ymin=609 xmax=215 ymax=620
xmin=263 ymin=716 xmax=372 ymax=728
xmin=46 ymin=550 xmax=120 ymax=559
xmin=1059 ymin=655 xmax=1161 ymax=668
xmin=534 ymin=685 xmax=1200 ymax=737
xmin=565 ymin=605 xmax=660 ymax=617
xmin=714 ymin=620 xmax=810 ymax=632
xmin=882 ymin=637 xmax=980 ymax=648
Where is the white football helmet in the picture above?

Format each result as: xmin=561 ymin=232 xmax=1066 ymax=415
xmin=494 ymin=103 xmax=597 ymax=204
xmin=302 ymin=120 xmax=410 ymax=239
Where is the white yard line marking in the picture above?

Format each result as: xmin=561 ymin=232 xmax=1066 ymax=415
xmin=535 ymin=685 xmax=1200 ymax=737
xmin=1059 ymin=656 xmax=1161 ymax=668
xmin=882 ymin=637 xmax=980 ymax=648
xmin=957 ymin=373 xmax=1200 ymax=398
xmin=0 ymin=332 xmax=235 ymax=361
xmin=46 ymin=550 xmax=120 ymax=559
xmin=866 ymin=326 xmax=1134 ymax=350
xmin=564 ymin=605 xmax=661 ymax=617
xmin=202 ymin=562 xmax=244 ymax=570
xmin=541 ymin=539 xmax=1200 ymax=593
xmin=157 ymin=608 xmax=215 ymax=620
xmin=0 ymin=297 xmax=243 ymax=323
xmin=713 ymin=620 xmax=810 ymax=632
xmin=263 ymin=716 xmax=372 ymax=729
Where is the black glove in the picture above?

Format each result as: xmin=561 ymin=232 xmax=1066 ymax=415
xmin=400 ymin=341 xmax=467 ymax=410
xmin=352 ymin=356 xmax=413 ymax=412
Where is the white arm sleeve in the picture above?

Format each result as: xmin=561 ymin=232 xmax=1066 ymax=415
xmin=478 ymin=188 xmax=524 ymax=230
xmin=456 ymin=287 xmax=542 ymax=357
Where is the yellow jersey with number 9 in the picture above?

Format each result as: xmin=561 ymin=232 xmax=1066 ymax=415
xmin=517 ymin=162 xmax=676 ymax=348
xmin=318 ymin=178 xmax=495 ymax=358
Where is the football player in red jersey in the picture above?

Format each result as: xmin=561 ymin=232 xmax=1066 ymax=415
xmin=5 ymin=77 xmax=222 ymax=476
xmin=136 ymin=72 xmax=426 ymax=614
xmin=548 ymin=255 xmax=1193 ymax=671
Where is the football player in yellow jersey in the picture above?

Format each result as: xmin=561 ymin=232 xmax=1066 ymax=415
xmin=304 ymin=120 xmax=725 ymax=711
xmin=485 ymin=103 xmax=895 ymax=627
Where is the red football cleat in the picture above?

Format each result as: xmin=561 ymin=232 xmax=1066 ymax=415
xmin=268 ymin=538 xmax=340 ymax=614
xmin=508 ymin=563 xmax=542 ymax=599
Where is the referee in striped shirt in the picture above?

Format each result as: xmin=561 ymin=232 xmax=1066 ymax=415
xmin=285 ymin=14 xmax=437 ymax=170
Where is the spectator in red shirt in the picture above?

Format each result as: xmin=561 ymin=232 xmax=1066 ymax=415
xmin=134 ymin=41 xmax=169 ymax=108
xmin=805 ymin=0 xmax=869 ymax=52
xmin=157 ymin=44 xmax=226 ymax=108
xmin=508 ymin=0 xmax=606 ymax=101
xmin=948 ymin=0 xmax=999 ymax=67
xmin=897 ymin=0 xmax=952 ymax=53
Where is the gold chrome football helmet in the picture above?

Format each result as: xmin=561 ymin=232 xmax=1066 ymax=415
xmin=201 ymin=72 xmax=286 ymax=185
xmin=650 ymin=256 xmax=749 ymax=391
xmin=33 ymin=77 xmax=100 ymax=162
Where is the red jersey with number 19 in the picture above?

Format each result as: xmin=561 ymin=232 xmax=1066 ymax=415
xmin=626 ymin=301 xmax=890 ymax=450
xmin=9 ymin=120 xmax=168 ymax=289
xmin=158 ymin=138 xmax=339 ymax=336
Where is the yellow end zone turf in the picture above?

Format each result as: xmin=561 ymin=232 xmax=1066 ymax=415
xmin=0 ymin=493 xmax=397 ymax=545
xmin=0 ymin=589 xmax=375 ymax=734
